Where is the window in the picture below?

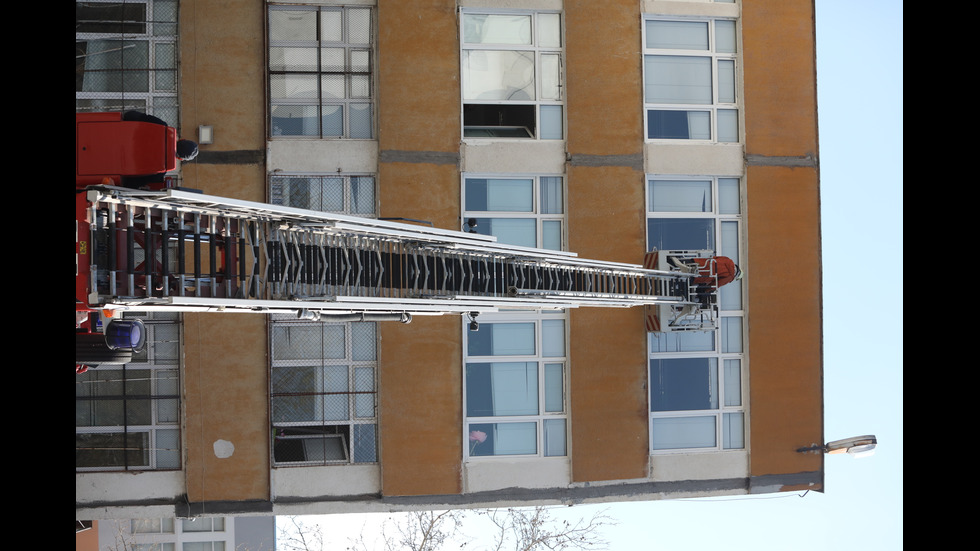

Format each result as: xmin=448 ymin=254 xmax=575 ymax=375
xmin=75 ymin=313 xmax=181 ymax=471
xmin=464 ymin=312 xmax=568 ymax=458
xmin=268 ymin=5 xmax=373 ymax=138
xmin=647 ymin=176 xmax=744 ymax=451
xmin=270 ymin=173 xmax=376 ymax=216
xmin=461 ymin=11 xmax=563 ymax=139
xmin=462 ymin=175 xmax=564 ymax=250
xmin=643 ymin=18 xmax=738 ymax=142
xmin=75 ymin=0 xmax=180 ymax=125
xmin=270 ymin=317 xmax=378 ymax=465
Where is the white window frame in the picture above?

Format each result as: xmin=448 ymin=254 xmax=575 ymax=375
xmin=269 ymin=172 xmax=377 ymax=216
xmin=460 ymin=9 xmax=564 ymax=140
xmin=75 ymin=313 xmax=182 ymax=472
xmin=642 ymin=16 xmax=739 ymax=143
xmin=268 ymin=4 xmax=375 ymax=139
xmin=646 ymin=175 xmax=746 ymax=452
xmin=463 ymin=310 xmax=569 ymax=460
xmin=461 ymin=174 xmax=565 ymax=250
xmin=75 ymin=0 xmax=180 ymax=126
xmin=270 ymin=316 xmax=379 ymax=466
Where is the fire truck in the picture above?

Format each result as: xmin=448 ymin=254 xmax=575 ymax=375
xmin=76 ymin=113 xmax=725 ymax=369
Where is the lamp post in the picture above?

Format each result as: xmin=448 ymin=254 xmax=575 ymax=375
xmin=797 ymin=435 xmax=877 ymax=457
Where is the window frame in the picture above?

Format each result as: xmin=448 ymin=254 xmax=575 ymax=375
xmin=268 ymin=4 xmax=375 ymax=139
xmin=461 ymin=174 xmax=565 ymax=250
xmin=75 ymin=312 xmax=182 ymax=472
xmin=269 ymin=172 xmax=377 ymax=216
xmin=269 ymin=316 xmax=379 ymax=467
xmin=75 ymin=0 xmax=180 ymax=126
xmin=460 ymin=9 xmax=565 ymax=140
xmin=462 ymin=310 xmax=569 ymax=460
xmin=645 ymin=175 xmax=746 ymax=453
xmin=641 ymin=16 xmax=739 ymax=143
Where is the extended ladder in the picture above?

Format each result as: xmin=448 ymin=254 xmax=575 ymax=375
xmin=77 ymin=187 xmax=703 ymax=318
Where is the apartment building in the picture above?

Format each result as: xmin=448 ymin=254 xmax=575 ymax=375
xmin=76 ymin=0 xmax=822 ymax=519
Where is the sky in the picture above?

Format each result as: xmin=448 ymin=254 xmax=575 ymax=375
xmin=295 ymin=1 xmax=904 ymax=549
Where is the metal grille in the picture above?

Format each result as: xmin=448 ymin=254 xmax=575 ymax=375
xmin=76 ymin=0 xmax=180 ymax=126
xmin=270 ymin=174 xmax=376 ymax=216
xmin=270 ymin=317 xmax=378 ymax=465
xmin=75 ymin=312 xmax=181 ymax=471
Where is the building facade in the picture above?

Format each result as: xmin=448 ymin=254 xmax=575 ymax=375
xmin=76 ymin=0 xmax=823 ymax=519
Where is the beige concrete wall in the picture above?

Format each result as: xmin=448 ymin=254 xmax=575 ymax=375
xmin=742 ymin=0 xmax=824 ymax=487
xmin=376 ymin=0 xmax=464 ymax=496
xmin=178 ymin=0 xmax=270 ymax=503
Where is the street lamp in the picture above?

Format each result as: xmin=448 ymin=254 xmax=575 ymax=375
xmin=797 ymin=435 xmax=877 ymax=458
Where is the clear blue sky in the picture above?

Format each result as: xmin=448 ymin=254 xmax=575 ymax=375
xmin=308 ymin=2 xmax=904 ymax=548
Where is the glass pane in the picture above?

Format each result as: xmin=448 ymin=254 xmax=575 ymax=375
xmin=462 ymin=50 xmax=535 ymax=101
xmin=647 ymin=218 xmax=714 ymax=251
xmin=484 ymin=219 xmax=536 ymax=248
xmin=353 ymin=424 xmax=378 ymax=462
xmin=544 ymin=363 xmax=564 ymax=413
xmin=319 ymin=9 xmax=343 ymax=42
xmin=350 ymin=176 xmax=376 ymax=215
xmin=646 ymin=20 xmax=709 ymax=50
xmin=463 ymin=14 xmax=532 ymax=45
xmin=347 ymin=8 xmax=372 ymax=44
xmin=649 ymin=330 xmax=715 ymax=353
xmin=717 ymin=109 xmax=738 ymax=142
xmin=466 ymin=178 xmax=534 ymax=212
xmin=469 ymin=422 xmax=537 ymax=456
xmin=723 ymin=412 xmax=744 ymax=448
xmin=466 ymin=363 xmax=538 ymax=416
xmin=543 ymin=419 xmax=566 ymax=456
xmin=538 ymin=13 xmax=562 ymax=47
xmin=351 ymin=322 xmax=376 ymax=360
xmin=320 ymin=47 xmax=345 ymax=72
xmin=647 ymin=110 xmax=710 ymax=140
xmin=649 ymin=180 xmax=711 ymax=212
xmin=718 ymin=59 xmax=735 ymax=103
xmin=468 ymin=322 xmax=535 ymax=356
xmin=270 ymin=74 xmax=317 ymax=100
xmin=321 ymin=74 xmax=345 ymax=99
xmin=645 ymin=56 xmax=712 ymax=104
xmin=154 ymin=43 xmax=176 ymax=91
xmin=271 ymin=105 xmax=319 ymax=136
xmin=718 ymin=178 xmax=740 ymax=214
xmin=320 ymin=177 xmax=345 ymax=212
xmin=715 ymin=20 xmax=737 ymax=53
xmin=540 ymin=54 xmax=562 ymax=100
xmin=539 ymin=177 xmax=563 ymax=214
xmin=651 ymin=416 xmax=716 ymax=449
xmin=721 ymin=316 xmax=742 ymax=353
xmin=354 ymin=367 xmax=375 ymax=417
xmin=272 ymin=47 xmax=317 ymax=72
xmin=724 ymin=359 xmax=741 ymax=407
xmin=322 ymin=105 xmax=344 ymax=137
xmin=542 ymin=220 xmax=562 ymax=250
xmin=650 ymin=358 xmax=718 ymax=411
xmin=156 ymin=429 xmax=180 ymax=468
xmin=542 ymin=319 xmax=565 ymax=357
xmin=269 ymin=9 xmax=316 ymax=41
xmin=350 ymin=103 xmax=373 ymax=138
xmin=540 ymin=105 xmax=563 ymax=140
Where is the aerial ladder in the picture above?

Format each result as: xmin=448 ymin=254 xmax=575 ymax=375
xmin=75 ymin=113 xmax=725 ymax=367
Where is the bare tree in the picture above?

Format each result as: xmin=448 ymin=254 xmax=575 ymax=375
xmin=480 ymin=507 xmax=613 ymax=551
xmin=347 ymin=510 xmax=466 ymax=551
xmin=278 ymin=516 xmax=325 ymax=551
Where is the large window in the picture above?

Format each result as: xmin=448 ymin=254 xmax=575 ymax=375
xmin=270 ymin=318 xmax=378 ymax=465
xmin=643 ymin=18 xmax=738 ymax=142
xmin=647 ymin=176 xmax=744 ymax=451
xmin=75 ymin=313 xmax=181 ymax=471
xmin=461 ymin=11 xmax=563 ymax=139
xmin=270 ymin=173 xmax=376 ymax=216
xmin=464 ymin=312 xmax=568 ymax=458
xmin=75 ymin=0 xmax=180 ymax=125
xmin=268 ymin=5 xmax=374 ymax=138
xmin=462 ymin=175 xmax=564 ymax=250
